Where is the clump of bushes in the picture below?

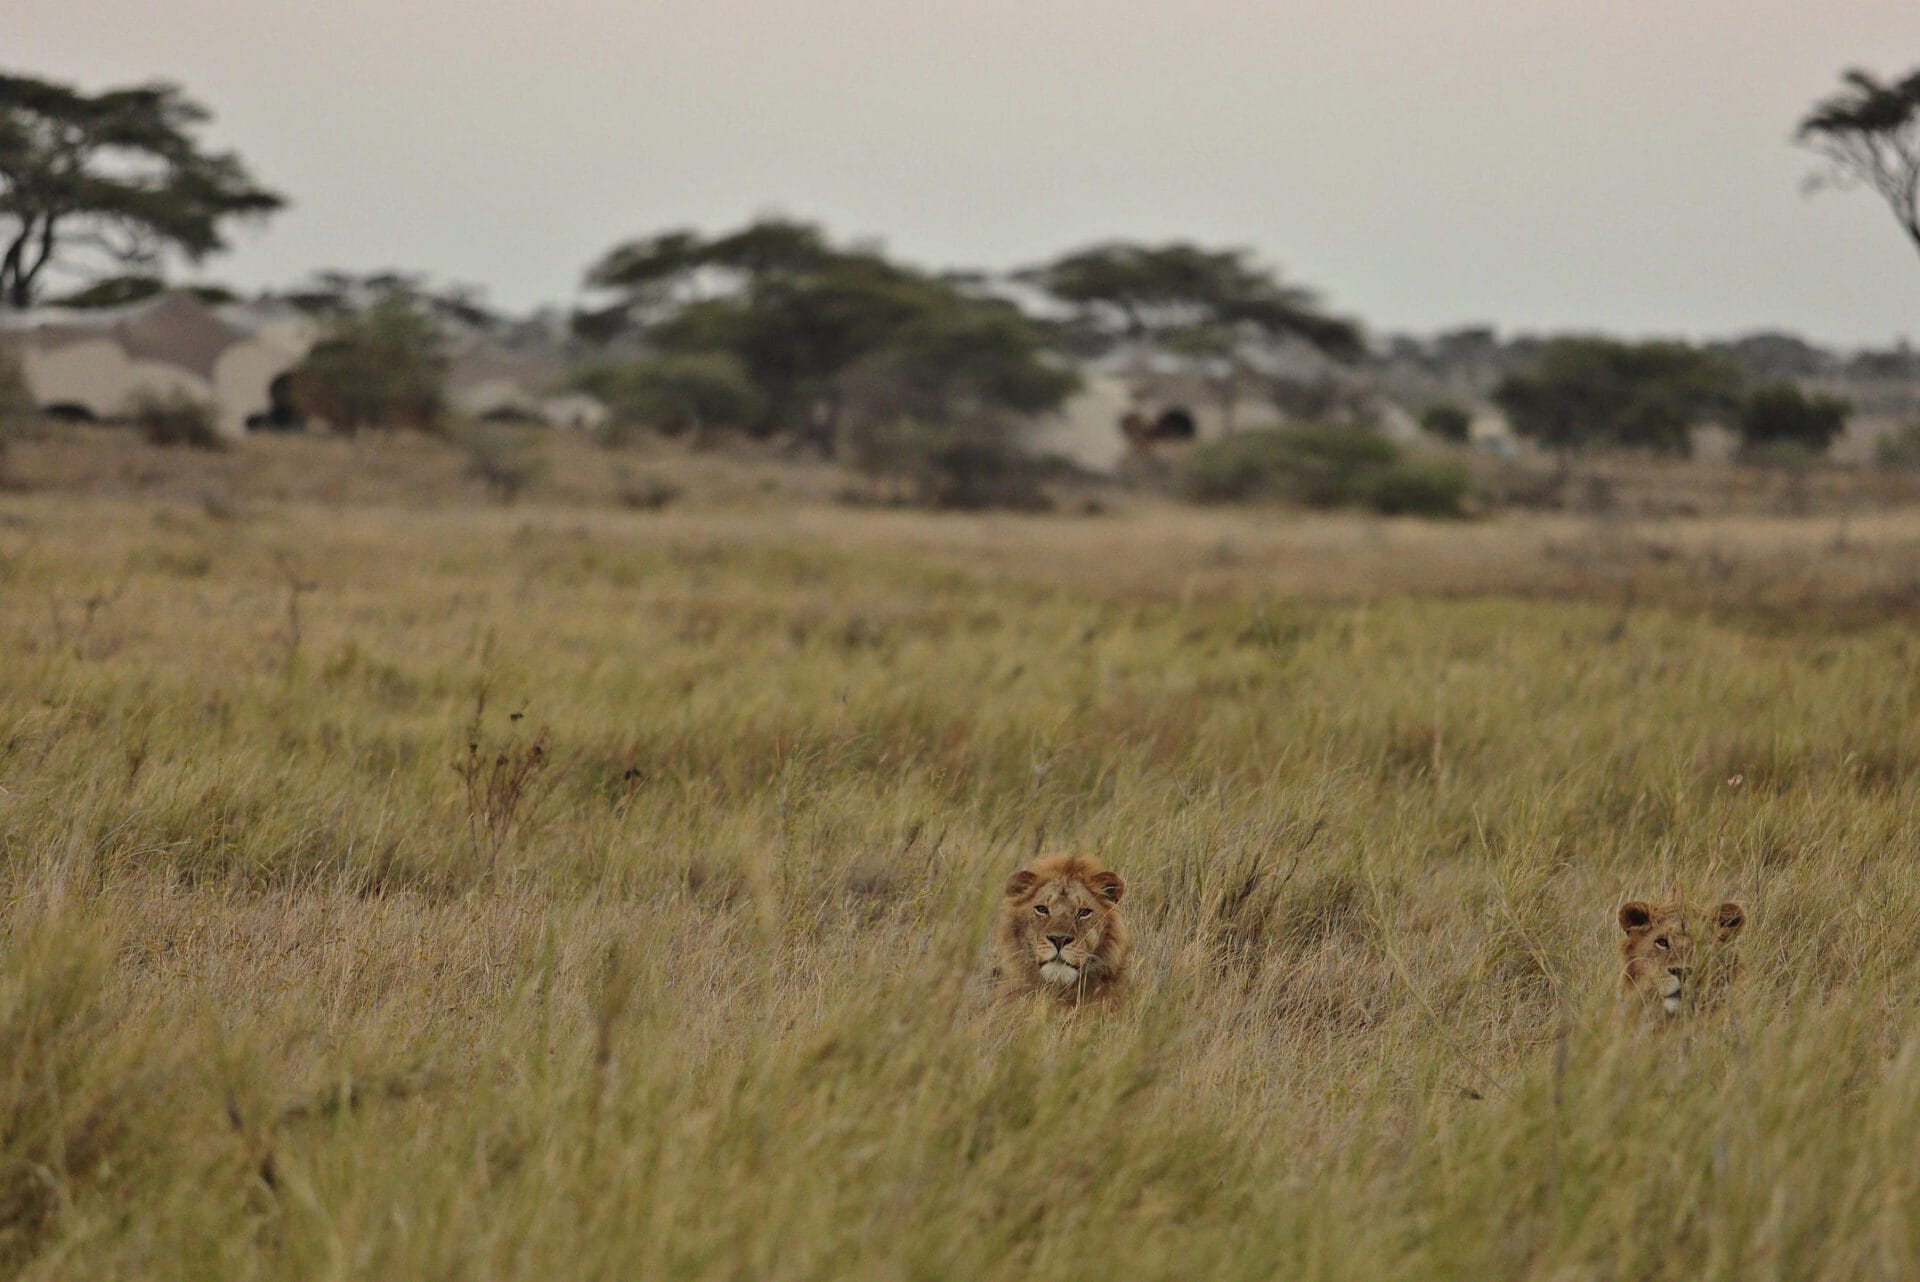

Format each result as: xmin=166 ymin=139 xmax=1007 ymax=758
xmin=1360 ymin=455 xmax=1477 ymax=516
xmin=1180 ymin=423 xmax=1472 ymax=517
xmin=572 ymin=352 xmax=764 ymax=446
xmin=1419 ymin=401 xmax=1473 ymax=443
xmin=287 ymin=295 xmax=448 ymax=433
xmin=1738 ymin=382 xmax=1848 ymax=458
xmin=845 ymin=419 xmax=1055 ymax=511
xmin=129 ymin=391 xmax=224 ymax=449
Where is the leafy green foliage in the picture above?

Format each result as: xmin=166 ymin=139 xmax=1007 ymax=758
xmin=1181 ymin=423 xmax=1398 ymax=507
xmin=844 ymin=419 xmax=1056 ymax=511
xmin=1799 ymin=66 xmax=1920 ymax=259
xmin=288 ymin=295 xmax=447 ymax=433
xmin=580 ymin=219 xmax=1077 ymax=450
xmin=1020 ymin=241 xmax=1361 ymax=358
xmin=572 ymin=352 xmax=764 ymax=440
xmin=1738 ymin=382 xmax=1850 ymax=454
xmin=1420 ymin=402 xmax=1474 ymax=443
xmin=1493 ymin=339 xmax=1742 ymax=454
xmin=0 ymin=73 xmax=283 ymax=308
xmin=1359 ymin=455 xmax=1474 ymax=516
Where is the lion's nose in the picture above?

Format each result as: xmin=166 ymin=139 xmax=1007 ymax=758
xmin=1668 ymin=966 xmax=1690 ymax=979
xmin=1046 ymin=934 xmax=1072 ymax=950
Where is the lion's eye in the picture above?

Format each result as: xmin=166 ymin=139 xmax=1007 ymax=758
xmin=1077 ymin=908 xmax=1092 ymax=919
xmin=1033 ymin=904 xmax=1048 ymax=916
xmin=1655 ymin=938 xmax=1669 ymax=950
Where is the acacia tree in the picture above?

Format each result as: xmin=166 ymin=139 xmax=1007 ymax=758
xmin=1493 ymin=338 xmax=1742 ymax=457
xmin=1019 ymin=241 xmax=1362 ymax=429
xmin=1797 ymin=67 xmax=1920 ymax=261
xmin=580 ymin=218 xmax=1076 ymax=454
xmin=0 ymin=73 xmax=283 ymax=308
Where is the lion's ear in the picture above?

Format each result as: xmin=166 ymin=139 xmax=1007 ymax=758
xmin=1089 ymin=870 xmax=1125 ymax=904
xmin=1618 ymin=901 xmax=1652 ymax=932
xmin=1004 ymin=869 xmax=1039 ymax=899
xmin=1715 ymin=901 xmax=1745 ymax=938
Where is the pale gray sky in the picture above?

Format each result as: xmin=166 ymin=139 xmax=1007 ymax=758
xmin=13 ymin=0 xmax=1920 ymax=344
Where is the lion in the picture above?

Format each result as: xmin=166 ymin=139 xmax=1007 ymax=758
xmin=993 ymin=854 xmax=1130 ymax=1006
xmin=1617 ymin=897 xmax=1745 ymax=1017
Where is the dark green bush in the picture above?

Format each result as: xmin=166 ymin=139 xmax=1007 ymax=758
xmin=1180 ymin=424 xmax=1395 ymax=506
xmin=1181 ymin=424 xmax=1471 ymax=517
xmin=573 ymin=352 xmax=764 ymax=442
xmin=1359 ymin=456 xmax=1474 ymax=517
xmin=846 ymin=419 xmax=1053 ymax=511
xmin=289 ymin=296 xmax=448 ymax=433
xmin=1420 ymin=402 xmax=1473 ymax=443
xmin=1738 ymin=382 xmax=1849 ymax=455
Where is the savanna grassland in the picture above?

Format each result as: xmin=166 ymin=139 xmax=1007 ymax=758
xmin=6 ymin=434 xmax=1920 ymax=1280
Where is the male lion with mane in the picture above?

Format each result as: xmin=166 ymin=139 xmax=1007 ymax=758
xmin=993 ymin=854 xmax=1130 ymax=1006
xmin=1617 ymin=896 xmax=1745 ymax=1018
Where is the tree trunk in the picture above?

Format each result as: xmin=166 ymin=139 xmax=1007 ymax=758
xmin=1 ymin=218 xmax=34 ymax=309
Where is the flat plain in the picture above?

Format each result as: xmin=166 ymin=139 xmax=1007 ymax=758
xmin=5 ymin=433 xmax=1920 ymax=1280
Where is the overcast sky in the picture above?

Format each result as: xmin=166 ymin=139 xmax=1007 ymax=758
xmin=13 ymin=0 xmax=1920 ymax=345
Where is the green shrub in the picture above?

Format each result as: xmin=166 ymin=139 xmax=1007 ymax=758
xmin=289 ymin=296 xmax=448 ymax=433
xmin=1359 ymin=455 xmax=1474 ymax=517
xmin=1181 ymin=424 xmax=1473 ymax=517
xmin=846 ymin=419 xmax=1053 ymax=511
xmin=1739 ymin=382 xmax=1848 ymax=455
xmin=573 ymin=352 xmax=764 ymax=442
xmin=129 ymin=391 xmax=224 ymax=449
xmin=1420 ymin=402 xmax=1473 ymax=443
xmin=1179 ymin=424 xmax=1396 ymax=506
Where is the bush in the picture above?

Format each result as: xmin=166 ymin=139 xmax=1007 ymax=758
xmin=1420 ymin=402 xmax=1473 ymax=444
xmin=459 ymin=422 xmax=549 ymax=503
xmin=1179 ymin=423 xmax=1396 ymax=506
xmin=1359 ymin=456 xmax=1474 ymax=517
xmin=1180 ymin=424 xmax=1472 ymax=517
xmin=1738 ymin=382 xmax=1849 ymax=455
xmin=129 ymin=391 xmax=224 ymax=449
xmin=846 ymin=419 xmax=1053 ymax=511
xmin=289 ymin=296 xmax=447 ymax=433
xmin=573 ymin=352 xmax=764 ymax=442
xmin=1493 ymin=338 xmax=1742 ymax=455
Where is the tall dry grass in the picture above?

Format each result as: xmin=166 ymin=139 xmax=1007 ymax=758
xmin=2 ymin=472 xmax=1920 ymax=1278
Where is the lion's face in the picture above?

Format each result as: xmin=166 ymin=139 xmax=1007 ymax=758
xmin=1000 ymin=855 xmax=1126 ymax=994
xmin=1618 ymin=898 xmax=1745 ymax=1016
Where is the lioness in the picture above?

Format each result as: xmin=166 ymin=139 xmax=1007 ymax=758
xmin=993 ymin=854 xmax=1130 ymax=1006
xmin=1618 ymin=897 xmax=1745 ymax=1017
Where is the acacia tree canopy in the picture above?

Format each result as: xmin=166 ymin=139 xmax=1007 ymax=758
xmin=1018 ymin=241 xmax=1362 ymax=361
xmin=1493 ymin=338 xmax=1742 ymax=456
xmin=0 ymin=73 xmax=284 ymax=308
xmin=1798 ymin=67 xmax=1920 ymax=260
xmin=579 ymin=218 xmax=1077 ymax=450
